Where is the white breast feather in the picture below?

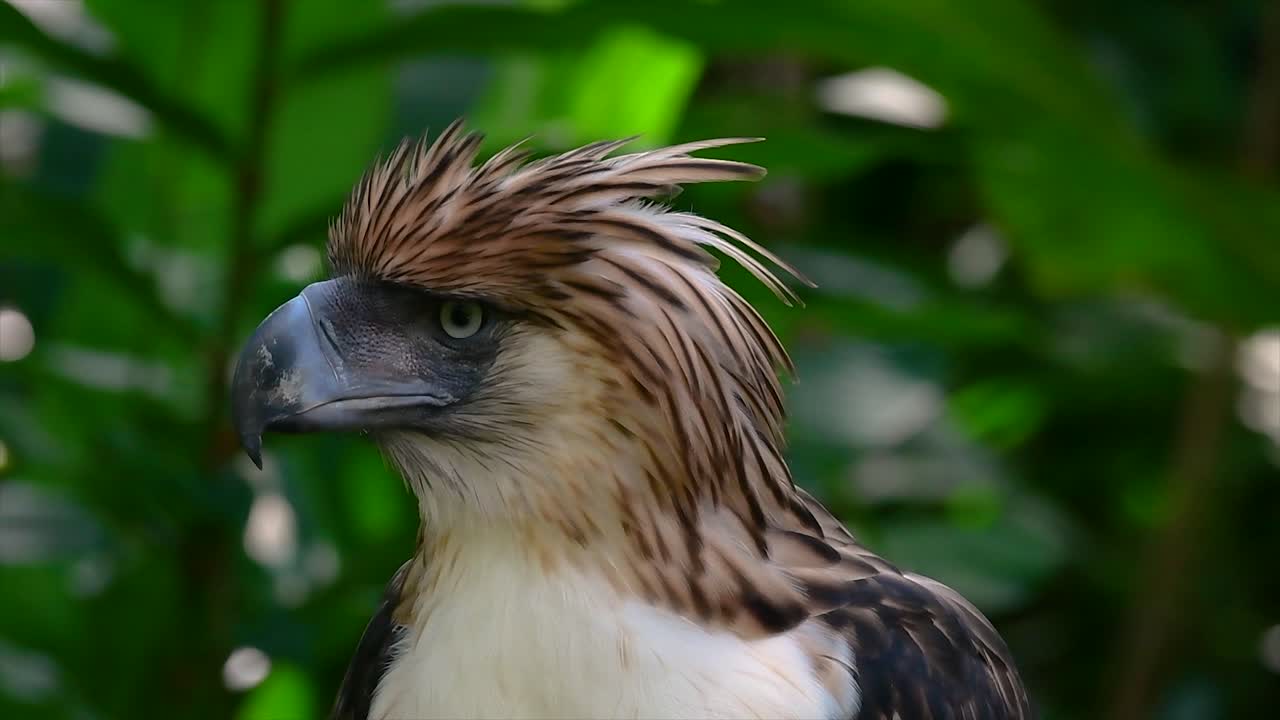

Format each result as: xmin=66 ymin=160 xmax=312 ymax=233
xmin=369 ymin=529 xmax=851 ymax=720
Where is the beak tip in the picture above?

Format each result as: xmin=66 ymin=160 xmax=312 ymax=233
xmin=242 ymin=433 xmax=264 ymax=470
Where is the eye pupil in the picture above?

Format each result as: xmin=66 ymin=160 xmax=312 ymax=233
xmin=440 ymin=301 xmax=484 ymax=339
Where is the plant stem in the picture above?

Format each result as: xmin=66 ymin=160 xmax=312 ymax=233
xmin=203 ymin=0 xmax=286 ymax=465
xmin=1105 ymin=3 xmax=1279 ymax=717
xmin=1105 ymin=341 xmax=1235 ymax=720
xmin=176 ymin=1 xmax=287 ymax=717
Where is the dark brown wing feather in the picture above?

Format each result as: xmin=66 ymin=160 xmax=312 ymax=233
xmin=330 ymin=563 xmax=408 ymax=720
xmin=823 ymin=573 xmax=1033 ymax=719
xmin=785 ymin=492 xmax=1033 ymax=719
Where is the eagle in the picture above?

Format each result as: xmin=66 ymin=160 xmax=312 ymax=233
xmin=230 ymin=121 xmax=1033 ymax=720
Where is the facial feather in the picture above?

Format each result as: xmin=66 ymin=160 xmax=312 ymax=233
xmin=328 ymin=122 xmax=812 ymax=535
xmin=326 ymin=126 xmax=1023 ymax=698
xmin=241 ymin=121 xmax=1032 ymax=720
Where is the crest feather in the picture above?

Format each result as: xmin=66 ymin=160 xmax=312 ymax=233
xmin=329 ymin=122 xmax=810 ymax=540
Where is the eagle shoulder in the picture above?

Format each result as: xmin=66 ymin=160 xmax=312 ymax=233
xmin=773 ymin=490 xmax=1034 ymax=719
xmin=821 ymin=571 xmax=1034 ymax=720
xmin=330 ymin=562 xmax=409 ymax=720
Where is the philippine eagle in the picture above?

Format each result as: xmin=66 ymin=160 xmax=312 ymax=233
xmin=231 ymin=122 xmax=1032 ymax=720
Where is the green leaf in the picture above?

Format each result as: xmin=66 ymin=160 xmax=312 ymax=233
xmin=341 ymin=450 xmax=413 ymax=546
xmin=83 ymin=0 xmax=256 ymax=152
xmin=260 ymin=62 xmax=391 ymax=240
xmin=795 ymin=293 xmax=1035 ymax=350
xmin=473 ymin=25 xmax=701 ymax=149
xmin=1171 ymin=169 xmax=1280 ymax=308
xmin=0 ymin=70 xmax=42 ymax=109
xmin=878 ymin=497 xmax=1070 ymax=612
xmin=682 ymin=99 xmax=927 ymax=180
xmin=0 ymin=2 xmax=232 ymax=161
xmin=563 ymin=26 xmax=702 ymax=145
xmin=259 ymin=0 xmax=392 ymax=240
xmin=974 ymin=123 xmax=1280 ymax=327
xmin=236 ymin=664 xmax=315 ymax=720
xmin=949 ymin=379 xmax=1048 ymax=449
xmin=294 ymin=0 xmax=1132 ymax=139
xmin=0 ymin=182 xmax=200 ymax=342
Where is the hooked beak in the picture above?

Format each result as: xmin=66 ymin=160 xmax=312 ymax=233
xmin=230 ymin=280 xmax=451 ymax=469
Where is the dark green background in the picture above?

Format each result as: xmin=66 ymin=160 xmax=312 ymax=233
xmin=2 ymin=1 xmax=1278 ymax=718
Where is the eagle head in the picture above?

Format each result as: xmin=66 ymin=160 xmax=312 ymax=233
xmin=229 ymin=126 xmax=1035 ymax=720
xmin=231 ymin=121 xmax=806 ymax=541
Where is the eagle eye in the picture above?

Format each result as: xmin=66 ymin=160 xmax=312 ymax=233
xmin=439 ymin=300 xmax=485 ymax=339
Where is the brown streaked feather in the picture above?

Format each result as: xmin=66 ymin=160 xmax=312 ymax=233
xmin=787 ymin=491 xmax=1034 ymax=718
xmin=821 ymin=573 xmax=1034 ymax=719
xmin=327 ymin=125 xmax=803 ymax=543
xmin=328 ymin=123 xmax=1031 ymax=719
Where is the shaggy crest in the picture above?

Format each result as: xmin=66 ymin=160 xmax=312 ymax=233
xmin=304 ymin=124 xmax=1033 ymax=720
xmin=328 ymin=121 xmax=819 ymax=550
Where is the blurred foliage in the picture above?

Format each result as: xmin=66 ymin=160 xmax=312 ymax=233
xmin=1 ymin=1 xmax=1279 ymax=719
